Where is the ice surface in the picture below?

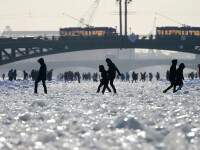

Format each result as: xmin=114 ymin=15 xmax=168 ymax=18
xmin=0 ymin=79 xmax=199 ymax=150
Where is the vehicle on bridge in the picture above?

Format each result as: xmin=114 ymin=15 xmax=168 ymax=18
xmin=156 ymin=26 xmax=200 ymax=40
xmin=59 ymin=27 xmax=117 ymax=37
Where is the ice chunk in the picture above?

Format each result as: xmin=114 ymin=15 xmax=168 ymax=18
xmin=37 ymin=133 xmax=57 ymax=143
xmin=114 ymin=117 xmax=143 ymax=130
xmin=30 ymin=101 xmax=47 ymax=107
xmin=19 ymin=114 xmax=31 ymax=121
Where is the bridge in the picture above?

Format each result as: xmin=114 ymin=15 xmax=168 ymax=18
xmin=0 ymin=35 xmax=200 ymax=66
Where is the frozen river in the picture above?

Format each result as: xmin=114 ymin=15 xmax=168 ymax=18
xmin=0 ymin=79 xmax=199 ymax=150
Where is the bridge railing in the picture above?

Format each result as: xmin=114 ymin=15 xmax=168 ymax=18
xmin=0 ymin=35 xmax=61 ymax=41
xmin=0 ymin=33 xmax=157 ymax=41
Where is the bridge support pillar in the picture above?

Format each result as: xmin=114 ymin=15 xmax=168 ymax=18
xmin=195 ymin=54 xmax=200 ymax=60
xmin=40 ymin=48 xmax=43 ymax=53
xmin=132 ymin=49 xmax=135 ymax=59
xmin=26 ymin=48 xmax=29 ymax=55
xmin=11 ymin=48 xmax=16 ymax=58
xmin=0 ymin=49 xmax=2 ymax=61
xmin=195 ymin=54 xmax=200 ymax=66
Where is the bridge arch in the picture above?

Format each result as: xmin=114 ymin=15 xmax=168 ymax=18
xmin=0 ymin=36 xmax=199 ymax=67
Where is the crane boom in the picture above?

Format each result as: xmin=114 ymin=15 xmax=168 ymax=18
xmin=156 ymin=12 xmax=189 ymax=27
xmin=78 ymin=0 xmax=100 ymax=27
xmin=63 ymin=13 xmax=89 ymax=27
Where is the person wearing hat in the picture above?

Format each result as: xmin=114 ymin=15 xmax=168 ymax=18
xmin=34 ymin=58 xmax=47 ymax=94
xmin=163 ymin=59 xmax=177 ymax=93
xmin=174 ymin=63 xmax=185 ymax=92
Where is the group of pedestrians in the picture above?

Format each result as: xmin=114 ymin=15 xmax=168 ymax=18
xmin=7 ymin=69 xmax=17 ymax=81
xmin=97 ymin=58 xmax=121 ymax=94
xmin=34 ymin=57 xmax=122 ymax=95
xmin=1 ymin=57 xmax=199 ymax=95
xmin=163 ymin=59 xmax=186 ymax=93
xmin=32 ymin=58 xmax=200 ymax=94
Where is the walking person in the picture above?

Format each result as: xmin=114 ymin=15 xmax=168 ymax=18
xmin=163 ymin=59 xmax=177 ymax=93
xmin=34 ymin=58 xmax=47 ymax=94
xmin=105 ymin=58 xmax=121 ymax=94
xmin=174 ymin=63 xmax=185 ymax=92
xmin=96 ymin=65 xmax=111 ymax=94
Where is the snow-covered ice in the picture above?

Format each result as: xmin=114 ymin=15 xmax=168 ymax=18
xmin=0 ymin=79 xmax=199 ymax=150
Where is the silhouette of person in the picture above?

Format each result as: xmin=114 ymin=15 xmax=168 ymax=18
xmin=106 ymin=58 xmax=121 ymax=94
xmin=77 ymin=72 xmax=81 ymax=83
xmin=132 ymin=71 xmax=138 ymax=83
xmin=13 ymin=69 xmax=17 ymax=80
xmin=47 ymin=69 xmax=53 ymax=81
xmin=140 ymin=72 xmax=146 ymax=82
xmin=190 ymin=72 xmax=194 ymax=80
xmin=156 ymin=72 xmax=160 ymax=80
xmin=23 ymin=70 xmax=28 ymax=80
xmin=2 ymin=73 xmax=5 ymax=80
xmin=121 ymin=73 xmax=125 ymax=81
xmin=125 ymin=72 xmax=130 ymax=82
xmin=149 ymin=73 xmax=153 ymax=81
xmin=8 ymin=69 xmax=14 ymax=81
xmin=198 ymin=64 xmax=200 ymax=79
xmin=174 ymin=63 xmax=185 ymax=92
xmin=97 ymin=65 xmax=111 ymax=94
xmin=163 ymin=59 xmax=177 ymax=93
xmin=34 ymin=58 xmax=47 ymax=94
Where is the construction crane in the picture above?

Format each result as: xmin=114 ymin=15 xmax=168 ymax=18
xmin=1 ymin=25 xmax=12 ymax=36
xmin=62 ymin=13 xmax=90 ymax=27
xmin=156 ymin=12 xmax=190 ymax=27
xmin=78 ymin=0 xmax=100 ymax=27
xmin=148 ymin=16 xmax=157 ymax=35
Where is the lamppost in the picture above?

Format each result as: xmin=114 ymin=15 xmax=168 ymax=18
xmin=116 ymin=0 xmax=132 ymax=36
xmin=125 ymin=0 xmax=132 ymax=36
xmin=116 ymin=0 xmax=122 ymax=36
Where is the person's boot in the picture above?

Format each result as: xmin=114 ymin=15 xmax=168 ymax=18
xmin=44 ymin=88 xmax=47 ymax=94
xmin=163 ymin=90 xmax=167 ymax=93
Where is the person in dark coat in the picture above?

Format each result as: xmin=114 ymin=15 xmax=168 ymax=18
xmin=2 ymin=73 xmax=5 ymax=80
xmin=8 ymin=69 xmax=14 ymax=81
xmin=23 ymin=70 xmax=28 ymax=80
xmin=174 ymin=63 xmax=185 ymax=92
xmin=105 ymin=58 xmax=121 ymax=94
xmin=149 ymin=72 xmax=153 ymax=81
xmin=198 ymin=64 xmax=200 ymax=79
xmin=163 ymin=59 xmax=177 ymax=93
xmin=47 ymin=69 xmax=53 ymax=81
xmin=96 ymin=65 xmax=111 ymax=94
xmin=34 ymin=58 xmax=47 ymax=94
xmin=156 ymin=72 xmax=160 ymax=80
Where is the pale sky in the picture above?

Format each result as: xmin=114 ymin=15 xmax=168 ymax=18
xmin=1 ymin=0 xmax=200 ymax=35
